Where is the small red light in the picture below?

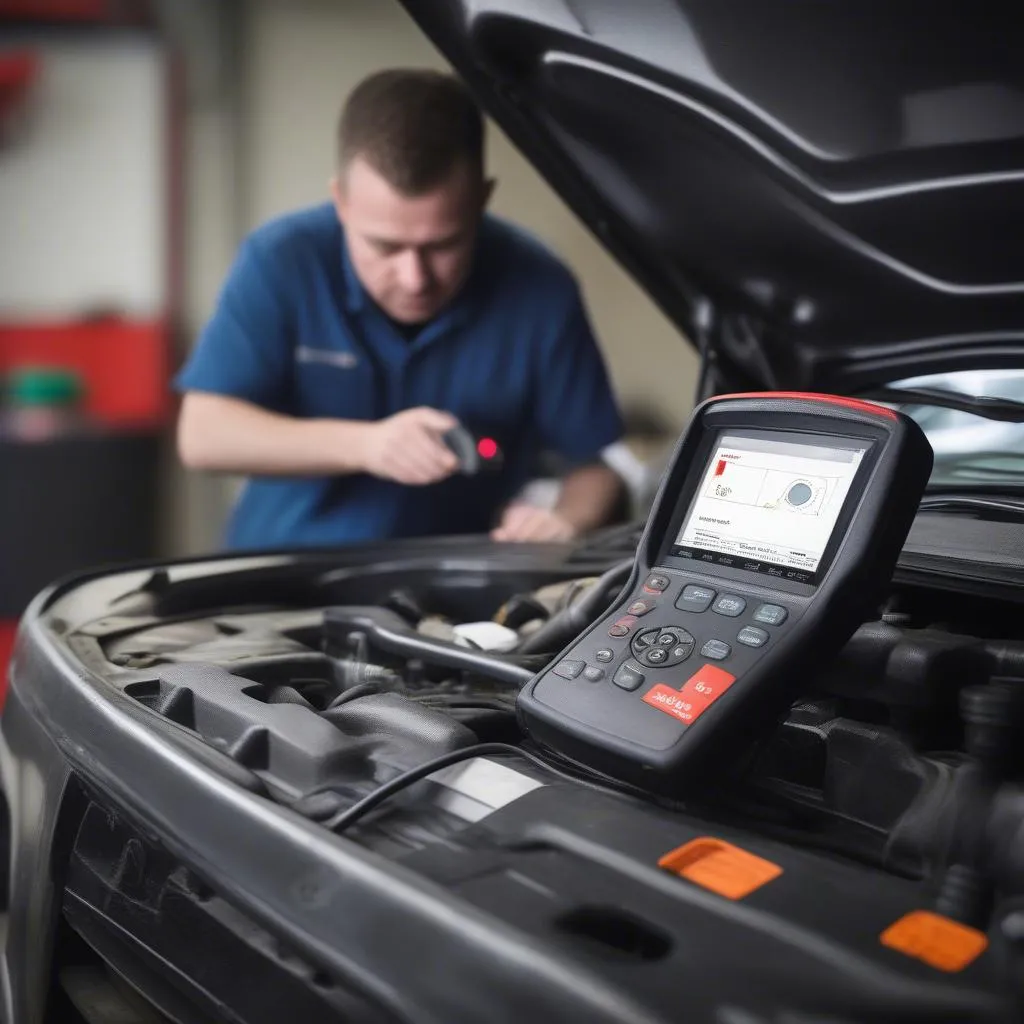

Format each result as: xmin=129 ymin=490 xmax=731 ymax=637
xmin=477 ymin=437 xmax=498 ymax=459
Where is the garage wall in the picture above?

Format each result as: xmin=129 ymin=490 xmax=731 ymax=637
xmin=173 ymin=0 xmax=698 ymax=554
xmin=0 ymin=35 xmax=167 ymax=317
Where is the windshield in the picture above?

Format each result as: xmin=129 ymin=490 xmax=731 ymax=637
xmin=876 ymin=369 xmax=1024 ymax=490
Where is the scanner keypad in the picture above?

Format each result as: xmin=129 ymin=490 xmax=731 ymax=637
xmin=548 ymin=570 xmax=796 ymax=714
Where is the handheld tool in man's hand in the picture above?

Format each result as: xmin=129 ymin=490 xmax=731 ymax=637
xmin=442 ymin=424 xmax=504 ymax=475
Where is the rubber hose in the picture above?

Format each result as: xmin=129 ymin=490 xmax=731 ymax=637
xmin=518 ymin=558 xmax=633 ymax=655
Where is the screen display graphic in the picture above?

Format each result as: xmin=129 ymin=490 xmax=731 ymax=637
xmin=672 ymin=434 xmax=867 ymax=583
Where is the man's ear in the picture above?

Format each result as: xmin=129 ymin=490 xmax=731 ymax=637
xmin=329 ymin=173 xmax=346 ymax=220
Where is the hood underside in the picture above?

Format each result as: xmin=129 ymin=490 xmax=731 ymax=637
xmin=398 ymin=0 xmax=1024 ymax=392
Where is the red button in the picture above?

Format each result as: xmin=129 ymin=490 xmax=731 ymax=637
xmin=627 ymin=600 xmax=656 ymax=616
xmin=608 ymin=614 xmax=637 ymax=637
xmin=642 ymin=664 xmax=737 ymax=725
xmin=642 ymin=684 xmax=701 ymax=724
xmin=679 ymin=663 xmax=736 ymax=710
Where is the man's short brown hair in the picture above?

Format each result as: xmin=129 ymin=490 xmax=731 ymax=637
xmin=337 ymin=69 xmax=485 ymax=195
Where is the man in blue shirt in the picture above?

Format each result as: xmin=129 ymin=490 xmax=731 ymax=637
xmin=176 ymin=68 xmax=627 ymax=551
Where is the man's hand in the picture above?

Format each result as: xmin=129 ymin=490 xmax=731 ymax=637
xmin=491 ymin=503 xmax=578 ymax=544
xmin=362 ymin=406 xmax=460 ymax=485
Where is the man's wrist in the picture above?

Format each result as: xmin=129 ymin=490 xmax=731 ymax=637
xmin=316 ymin=417 xmax=376 ymax=475
xmin=551 ymin=506 xmax=584 ymax=537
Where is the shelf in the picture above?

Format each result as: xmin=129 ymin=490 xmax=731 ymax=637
xmin=0 ymin=316 xmax=171 ymax=428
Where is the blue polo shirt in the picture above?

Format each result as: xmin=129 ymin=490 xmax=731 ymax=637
xmin=175 ymin=203 xmax=624 ymax=551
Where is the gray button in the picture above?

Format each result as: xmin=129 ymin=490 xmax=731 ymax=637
xmin=713 ymin=595 xmax=747 ymax=617
xmin=753 ymin=603 xmax=788 ymax=626
xmin=701 ymin=639 xmax=732 ymax=660
xmin=553 ymin=659 xmax=585 ymax=679
xmin=737 ymin=626 xmax=769 ymax=648
xmin=676 ymin=584 xmax=716 ymax=612
xmin=644 ymin=574 xmax=670 ymax=593
xmin=583 ymin=666 xmax=605 ymax=682
xmin=657 ymin=631 xmax=679 ymax=646
xmin=633 ymin=629 xmax=659 ymax=649
xmin=594 ymin=648 xmax=614 ymax=663
xmin=644 ymin=647 xmax=668 ymax=665
xmin=613 ymin=660 xmax=646 ymax=691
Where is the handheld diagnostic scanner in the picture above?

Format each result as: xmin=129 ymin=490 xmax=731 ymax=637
xmin=517 ymin=392 xmax=933 ymax=792
xmin=442 ymin=424 xmax=504 ymax=475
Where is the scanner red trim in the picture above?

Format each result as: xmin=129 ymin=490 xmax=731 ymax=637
xmin=711 ymin=391 xmax=898 ymax=421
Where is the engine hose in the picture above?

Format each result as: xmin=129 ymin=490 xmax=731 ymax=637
xmin=518 ymin=558 xmax=633 ymax=655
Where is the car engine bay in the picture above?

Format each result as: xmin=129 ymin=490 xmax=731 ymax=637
xmin=72 ymin=547 xmax=1024 ymax=875
xmin=10 ymin=394 xmax=1024 ymax=1023
xmin=10 ymin=519 xmax=1013 ymax=1020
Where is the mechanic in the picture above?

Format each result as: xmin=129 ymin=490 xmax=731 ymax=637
xmin=175 ymin=68 xmax=628 ymax=551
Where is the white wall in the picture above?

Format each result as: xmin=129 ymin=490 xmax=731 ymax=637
xmin=0 ymin=36 xmax=167 ymax=317
xmin=173 ymin=0 xmax=699 ymax=554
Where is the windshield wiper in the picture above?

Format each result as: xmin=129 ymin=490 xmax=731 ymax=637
xmin=863 ymin=386 xmax=1024 ymax=423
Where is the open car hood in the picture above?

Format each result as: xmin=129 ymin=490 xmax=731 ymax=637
xmin=398 ymin=0 xmax=1024 ymax=394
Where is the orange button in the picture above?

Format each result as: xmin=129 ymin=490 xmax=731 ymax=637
xmin=642 ymin=664 xmax=736 ymax=725
xmin=658 ymin=837 xmax=782 ymax=900
xmin=880 ymin=911 xmax=988 ymax=972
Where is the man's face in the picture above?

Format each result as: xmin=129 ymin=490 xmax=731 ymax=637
xmin=332 ymin=156 xmax=492 ymax=324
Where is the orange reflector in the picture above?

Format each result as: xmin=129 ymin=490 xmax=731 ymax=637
xmin=658 ymin=837 xmax=782 ymax=900
xmin=880 ymin=911 xmax=988 ymax=972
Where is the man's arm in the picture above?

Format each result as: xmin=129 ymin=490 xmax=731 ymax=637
xmin=494 ymin=270 xmax=628 ymax=543
xmin=174 ymin=235 xmax=456 ymax=487
xmin=178 ymin=392 xmax=459 ymax=485
xmin=491 ymin=460 xmax=623 ymax=543
xmin=555 ymin=461 xmax=624 ymax=533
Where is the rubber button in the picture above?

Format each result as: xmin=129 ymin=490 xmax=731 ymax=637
xmin=595 ymin=649 xmax=614 ymax=663
xmin=608 ymin=614 xmax=637 ymax=637
xmin=753 ymin=603 xmax=788 ymax=626
xmin=613 ymin=660 xmax=646 ymax=691
xmin=634 ymin=629 xmax=659 ymax=649
xmin=553 ymin=659 xmax=585 ymax=679
xmin=657 ymin=632 xmax=679 ymax=646
xmin=583 ymin=666 xmax=605 ymax=682
xmin=644 ymin=574 xmax=670 ymax=593
xmin=645 ymin=647 xmax=669 ymax=665
xmin=713 ymin=595 xmax=746 ymax=617
xmin=628 ymin=599 xmax=657 ymax=616
xmin=676 ymin=584 xmax=716 ymax=612
xmin=737 ymin=626 xmax=769 ymax=648
xmin=701 ymin=639 xmax=731 ymax=660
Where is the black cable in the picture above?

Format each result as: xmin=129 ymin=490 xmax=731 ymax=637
xmin=321 ymin=741 xmax=645 ymax=833
xmin=517 ymin=558 xmax=633 ymax=655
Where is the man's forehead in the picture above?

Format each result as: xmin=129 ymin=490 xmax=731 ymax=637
xmin=342 ymin=156 xmax=478 ymax=220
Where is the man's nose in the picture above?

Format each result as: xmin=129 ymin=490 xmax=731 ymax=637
xmin=396 ymin=249 xmax=430 ymax=293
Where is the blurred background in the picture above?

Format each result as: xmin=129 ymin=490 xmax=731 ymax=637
xmin=0 ymin=0 xmax=698 ymax=674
